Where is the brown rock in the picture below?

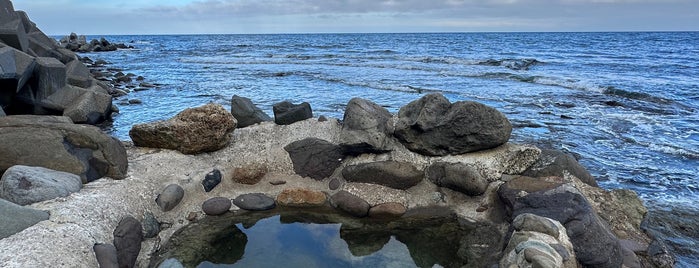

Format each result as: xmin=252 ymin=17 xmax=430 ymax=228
xmin=276 ymin=188 xmax=327 ymax=207
xmin=369 ymin=202 xmax=406 ymax=218
xmin=230 ymin=164 xmax=267 ymax=185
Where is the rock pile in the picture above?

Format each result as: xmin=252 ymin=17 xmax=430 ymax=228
xmin=59 ymin=33 xmax=133 ymax=53
xmin=0 ymin=1 xmax=115 ymax=124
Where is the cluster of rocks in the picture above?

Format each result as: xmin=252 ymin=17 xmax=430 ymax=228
xmin=0 ymin=1 xmax=116 ymax=124
xmin=79 ymin=56 xmax=159 ymax=100
xmin=59 ymin=32 xmax=133 ymax=53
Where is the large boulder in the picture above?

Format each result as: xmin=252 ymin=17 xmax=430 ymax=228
xmin=0 ymin=165 xmax=82 ymax=205
xmin=522 ymin=148 xmax=598 ymax=187
xmin=0 ymin=198 xmax=49 ymax=239
xmin=342 ymin=160 xmax=423 ymax=190
xmin=498 ymin=176 xmax=622 ymax=268
xmin=284 ymin=138 xmax=343 ymax=180
xmin=272 ymin=101 xmax=312 ymax=125
xmin=0 ymin=115 xmax=128 ymax=182
xmin=394 ymin=93 xmax=512 ymax=156
xmin=339 ymin=97 xmax=395 ymax=155
xmin=230 ymin=95 xmax=271 ymax=127
xmin=426 ymin=161 xmax=489 ymax=196
xmin=129 ymin=103 xmax=236 ymax=154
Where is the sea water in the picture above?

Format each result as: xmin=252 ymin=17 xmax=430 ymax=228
xmin=78 ymin=32 xmax=698 ymax=266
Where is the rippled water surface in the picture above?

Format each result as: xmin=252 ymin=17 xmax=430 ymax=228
xmin=81 ymin=32 xmax=698 ymax=266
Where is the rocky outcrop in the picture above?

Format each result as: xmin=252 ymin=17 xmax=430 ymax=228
xmin=284 ymin=138 xmax=343 ymax=180
xmin=342 ymin=161 xmax=423 ymax=190
xmin=129 ymin=103 xmax=236 ymax=154
xmin=230 ymin=95 xmax=271 ymax=128
xmin=394 ymin=93 xmax=512 ymax=156
xmin=0 ymin=165 xmax=82 ymax=205
xmin=272 ymin=101 xmax=312 ymax=125
xmin=0 ymin=115 xmax=128 ymax=182
xmin=0 ymin=2 xmax=114 ymax=124
xmin=59 ymin=33 xmax=133 ymax=53
xmin=0 ymin=198 xmax=49 ymax=239
xmin=522 ymin=148 xmax=599 ymax=187
xmin=339 ymin=97 xmax=394 ymax=155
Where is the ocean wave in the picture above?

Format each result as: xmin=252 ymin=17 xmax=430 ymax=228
xmin=477 ymin=58 xmax=542 ymax=71
xmin=647 ymin=143 xmax=699 ymax=160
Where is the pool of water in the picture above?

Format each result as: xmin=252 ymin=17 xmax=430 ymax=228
xmin=150 ymin=207 xmax=489 ymax=268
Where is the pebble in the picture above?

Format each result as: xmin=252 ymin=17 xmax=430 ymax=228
xmin=233 ymin=193 xmax=276 ymax=211
xmin=202 ymin=197 xmax=232 ymax=216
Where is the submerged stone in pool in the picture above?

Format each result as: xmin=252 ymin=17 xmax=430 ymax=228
xmin=150 ymin=207 xmax=495 ymax=268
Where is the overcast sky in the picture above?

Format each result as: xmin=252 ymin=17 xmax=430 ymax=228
xmin=11 ymin=0 xmax=699 ymax=35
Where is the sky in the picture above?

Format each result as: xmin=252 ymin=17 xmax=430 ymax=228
xmin=10 ymin=0 xmax=699 ymax=35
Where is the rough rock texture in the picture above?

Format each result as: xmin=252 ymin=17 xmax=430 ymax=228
xmin=0 ymin=115 xmax=128 ymax=182
xmin=339 ymin=97 xmax=394 ymax=155
xmin=284 ymin=138 xmax=343 ymax=180
xmin=331 ymin=190 xmax=370 ymax=217
xmin=201 ymin=197 xmax=232 ymax=216
xmin=93 ymin=243 xmax=118 ymax=268
xmin=142 ymin=212 xmax=160 ymax=239
xmin=0 ymin=198 xmax=49 ymax=239
xmin=113 ymin=216 xmax=142 ymax=268
xmin=275 ymin=188 xmax=327 ymax=207
xmin=342 ymin=161 xmax=423 ymax=190
xmin=155 ymin=184 xmax=184 ymax=212
xmin=522 ymin=149 xmax=599 ymax=187
xmin=272 ymin=101 xmax=312 ymax=125
xmin=498 ymin=176 xmax=622 ymax=268
xmin=202 ymin=169 xmax=222 ymax=192
xmin=229 ymin=163 xmax=267 ymax=185
xmin=233 ymin=193 xmax=275 ymax=211
xmin=426 ymin=161 xmax=489 ymax=196
xmin=368 ymin=202 xmax=406 ymax=218
xmin=500 ymin=213 xmax=577 ymax=268
xmin=129 ymin=103 xmax=236 ymax=154
xmin=394 ymin=93 xmax=512 ymax=156
xmin=0 ymin=165 xmax=82 ymax=205
xmin=230 ymin=95 xmax=271 ymax=128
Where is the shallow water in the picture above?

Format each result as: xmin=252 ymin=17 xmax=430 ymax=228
xmin=78 ymin=32 xmax=698 ymax=266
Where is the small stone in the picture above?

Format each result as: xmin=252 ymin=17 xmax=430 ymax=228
xmin=328 ymin=178 xmax=342 ymax=190
xmin=230 ymin=164 xmax=267 ymax=185
xmin=155 ymin=184 xmax=184 ymax=212
xmin=128 ymin=99 xmax=142 ymax=105
xmin=202 ymin=169 xmax=222 ymax=192
xmin=93 ymin=243 xmax=118 ymax=268
xmin=202 ymin=197 xmax=232 ymax=216
xmin=113 ymin=216 xmax=142 ymax=268
xmin=233 ymin=193 xmax=276 ymax=211
xmin=318 ymin=115 xmax=328 ymax=122
xmin=142 ymin=212 xmax=160 ymax=238
xmin=269 ymin=180 xmax=286 ymax=185
xmin=330 ymin=190 xmax=370 ymax=218
xmin=186 ymin=212 xmax=198 ymax=222
xmin=369 ymin=202 xmax=406 ymax=218
xmin=276 ymin=188 xmax=327 ymax=207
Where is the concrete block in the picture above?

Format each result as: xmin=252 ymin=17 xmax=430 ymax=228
xmin=33 ymin=57 xmax=66 ymax=101
xmin=65 ymin=60 xmax=91 ymax=88
xmin=0 ymin=19 xmax=29 ymax=52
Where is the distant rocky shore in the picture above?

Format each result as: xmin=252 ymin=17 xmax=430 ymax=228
xmin=59 ymin=32 xmax=134 ymax=53
xmin=0 ymin=1 xmax=677 ymax=268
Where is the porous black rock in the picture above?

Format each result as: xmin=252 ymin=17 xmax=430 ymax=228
xmin=202 ymin=169 xmax=222 ymax=192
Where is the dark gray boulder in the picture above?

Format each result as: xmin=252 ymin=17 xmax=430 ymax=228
xmin=339 ymin=97 xmax=394 ymax=155
xmin=522 ymin=148 xmax=599 ymax=187
xmin=0 ymin=165 xmax=82 ymax=205
xmin=0 ymin=198 xmax=49 ymax=239
xmin=93 ymin=243 xmax=119 ymax=268
xmin=202 ymin=169 xmax=222 ymax=192
xmin=272 ymin=101 xmax=312 ymax=125
xmin=394 ymin=93 xmax=512 ymax=156
xmin=202 ymin=197 xmax=232 ymax=216
xmin=331 ymin=190 xmax=370 ymax=217
xmin=233 ymin=193 xmax=275 ymax=211
xmin=113 ymin=216 xmax=143 ymax=268
xmin=426 ymin=162 xmax=488 ymax=196
xmin=284 ymin=138 xmax=343 ymax=180
xmin=230 ymin=95 xmax=271 ymax=127
xmin=342 ymin=161 xmax=423 ymax=190
xmin=0 ymin=115 xmax=128 ymax=182
xmin=498 ymin=176 xmax=622 ymax=268
xmin=155 ymin=184 xmax=184 ymax=212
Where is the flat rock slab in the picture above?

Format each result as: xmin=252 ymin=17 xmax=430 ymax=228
xmin=233 ymin=193 xmax=275 ymax=211
xmin=0 ymin=198 xmax=49 ymax=239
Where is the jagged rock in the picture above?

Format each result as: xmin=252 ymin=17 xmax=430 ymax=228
xmin=202 ymin=197 xmax=232 ymax=216
xmin=339 ymin=97 xmax=394 ymax=155
xmin=129 ymin=103 xmax=237 ymax=154
xmin=0 ymin=46 xmax=35 ymax=94
xmin=0 ymin=198 xmax=49 ymax=239
xmin=0 ymin=165 xmax=82 ymax=205
xmin=498 ymin=176 xmax=622 ymax=268
xmin=202 ymin=169 xmax=221 ymax=192
xmin=142 ymin=212 xmax=160 ymax=239
xmin=229 ymin=163 xmax=267 ymax=185
xmin=522 ymin=148 xmax=599 ymax=187
xmin=0 ymin=115 xmax=128 ymax=182
xmin=426 ymin=161 xmax=489 ymax=196
xmin=93 ymin=243 xmax=119 ymax=268
xmin=40 ymin=85 xmax=113 ymax=124
xmin=369 ymin=202 xmax=406 ymax=218
xmin=0 ymin=9 xmax=28 ymax=52
xmin=276 ymin=188 xmax=327 ymax=207
xmin=394 ymin=93 xmax=512 ymax=156
xmin=233 ymin=193 xmax=275 ymax=211
xmin=65 ymin=60 xmax=92 ymax=88
xmin=113 ymin=216 xmax=142 ymax=268
xmin=284 ymin=138 xmax=343 ymax=180
xmin=32 ymin=57 xmax=66 ymax=106
xmin=331 ymin=190 xmax=370 ymax=217
xmin=230 ymin=95 xmax=271 ymax=127
xmin=342 ymin=160 xmax=423 ymax=190
xmin=272 ymin=101 xmax=312 ymax=125
xmin=155 ymin=184 xmax=185 ymax=212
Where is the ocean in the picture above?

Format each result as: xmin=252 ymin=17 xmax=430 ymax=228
xmin=78 ymin=32 xmax=698 ymax=266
